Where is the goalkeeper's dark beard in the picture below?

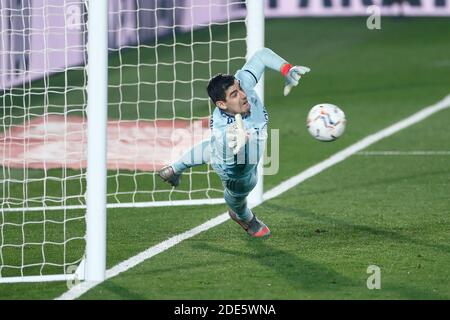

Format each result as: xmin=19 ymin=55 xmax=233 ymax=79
xmin=240 ymin=99 xmax=249 ymax=113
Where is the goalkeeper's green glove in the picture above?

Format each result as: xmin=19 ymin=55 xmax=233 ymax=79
xmin=281 ymin=63 xmax=311 ymax=96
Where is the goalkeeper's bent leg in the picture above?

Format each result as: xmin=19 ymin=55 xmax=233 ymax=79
xmin=223 ymin=172 xmax=257 ymax=222
xmin=224 ymin=188 xmax=253 ymax=222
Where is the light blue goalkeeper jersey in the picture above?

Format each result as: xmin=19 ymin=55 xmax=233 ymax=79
xmin=170 ymin=48 xmax=292 ymax=222
xmin=209 ymin=48 xmax=287 ymax=180
xmin=209 ymin=69 xmax=269 ymax=180
xmin=172 ymin=48 xmax=286 ymax=182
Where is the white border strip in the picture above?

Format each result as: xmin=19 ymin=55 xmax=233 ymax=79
xmin=0 ymin=274 xmax=80 ymax=284
xmin=56 ymin=94 xmax=450 ymax=300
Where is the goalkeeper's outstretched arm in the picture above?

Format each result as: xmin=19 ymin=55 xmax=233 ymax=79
xmin=171 ymin=139 xmax=211 ymax=174
xmin=237 ymin=47 xmax=310 ymax=96
xmin=159 ymin=140 xmax=211 ymax=187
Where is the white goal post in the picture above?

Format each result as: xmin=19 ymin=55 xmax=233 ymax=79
xmin=85 ymin=0 xmax=108 ymax=282
xmin=0 ymin=0 xmax=264 ymax=283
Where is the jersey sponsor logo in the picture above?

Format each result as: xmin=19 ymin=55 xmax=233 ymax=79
xmin=0 ymin=115 xmax=210 ymax=171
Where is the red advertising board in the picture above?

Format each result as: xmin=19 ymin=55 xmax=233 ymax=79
xmin=0 ymin=116 xmax=210 ymax=171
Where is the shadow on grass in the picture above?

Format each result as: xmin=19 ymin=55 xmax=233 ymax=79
xmin=190 ymin=240 xmax=354 ymax=296
xmin=81 ymin=219 xmax=448 ymax=300
xmin=258 ymin=203 xmax=449 ymax=299
xmin=96 ymin=280 xmax=148 ymax=300
xmin=262 ymin=201 xmax=450 ymax=255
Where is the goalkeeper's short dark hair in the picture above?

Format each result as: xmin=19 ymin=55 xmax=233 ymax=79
xmin=207 ymin=74 xmax=235 ymax=104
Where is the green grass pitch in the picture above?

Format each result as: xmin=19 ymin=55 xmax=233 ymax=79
xmin=1 ymin=17 xmax=450 ymax=299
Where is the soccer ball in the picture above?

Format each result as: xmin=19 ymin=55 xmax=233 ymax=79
xmin=306 ymin=103 xmax=346 ymax=142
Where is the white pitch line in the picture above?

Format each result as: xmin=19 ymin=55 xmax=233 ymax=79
xmin=56 ymin=213 xmax=230 ymax=300
xmin=56 ymin=93 xmax=450 ymax=300
xmin=356 ymin=151 xmax=450 ymax=156
xmin=0 ymin=198 xmax=226 ymax=214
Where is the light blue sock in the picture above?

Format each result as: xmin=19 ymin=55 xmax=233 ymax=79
xmin=224 ymin=188 xmax=253 ymax=222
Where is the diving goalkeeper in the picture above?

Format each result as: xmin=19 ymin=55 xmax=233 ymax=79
xmin=159 ymin=47 xmax=310 ymax=238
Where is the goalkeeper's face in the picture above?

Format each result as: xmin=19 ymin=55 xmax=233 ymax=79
xmin=218 ymin=80 xmax=249 ymax=115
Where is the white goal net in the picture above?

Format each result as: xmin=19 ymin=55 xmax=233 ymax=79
xmin=0 ymin=0 xmax=249 ymax=282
